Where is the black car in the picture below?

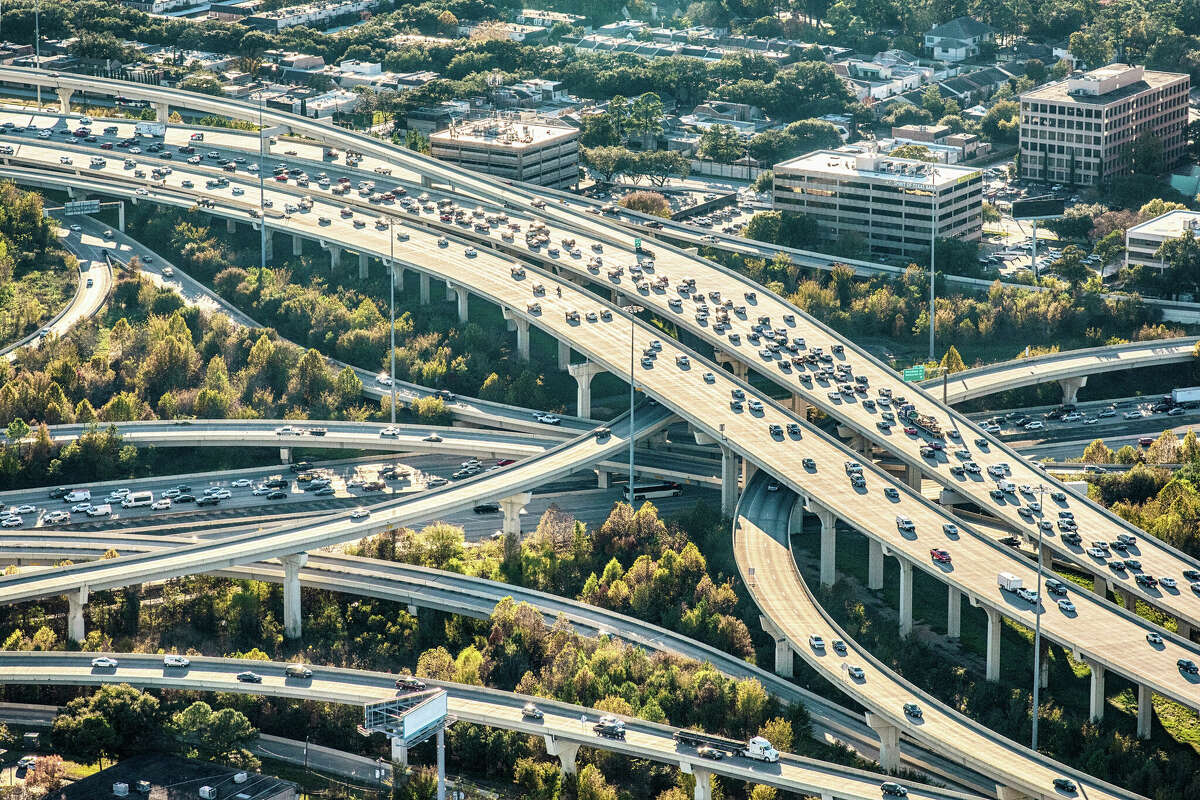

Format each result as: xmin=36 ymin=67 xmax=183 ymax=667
xmin=175 ymin=494 xmax=196 ymax=503
xmin=196 ymin=496 xmax=220 ymax=507
xmin=289 ymin=461 xmax=314 ymax=473
xmin=1000 ymin=536 xmax=1021 ymax=548
xmin=174 ymin=484 xmax=192 ymax=492
xmin=1052 ymin=778 xmax=1077 ymax=793
xmin=236 ymin=671 xmax=262 ymax=683
xmin=396 ymin=676 xmax=427 ymax=691
xmin=473 ymin=503 xmax=500 ymax=514
xmin=49 ymin=487 xmax=70 ymax=499
xmin=880 ymin=783 xmax=908 ymax=797
xmin=266 ymin=490 xmax=287 ymax=500
xmin=312 ymin=487 xmax=335 ymax=496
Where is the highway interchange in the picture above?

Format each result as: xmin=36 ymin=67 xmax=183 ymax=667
xmin=0 ymin=68 xmax=1196 ymax=800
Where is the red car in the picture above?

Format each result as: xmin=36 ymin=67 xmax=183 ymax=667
xmin=904 ymin=426 xmax=918 ymax=435
xmin=496 ymin=459 xmax=515 ymax=467
xmin=1138 ymin=437 xmax=1154 ymax=447
xmin=930 ymin=548 xmax=952 ymax=563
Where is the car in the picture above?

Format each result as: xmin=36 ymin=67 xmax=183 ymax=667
xmin=163 ymin=654 xmax=191 ymax=668
xmin=1016 ymin=587 xmax=1040 ymax=603
xmin=693 ymin=744 xmax=724 ymax=760
xmin=285 ymin=663 xmax=313 ymax=678
xmin=91 ymin=656 xmax=119 ymax=668
xmin=151 ymin=498 xmax=171 ymax=510
xmin=884 ymin=487 xmax=899 ymax=499
xmin=0 ymin=517 xmax=22 ymax=528
xmin=313 ymin=487 xmax=336 ymax=496
xmin=1045 ymin=578 xmax=1067 ymax=596
xmin=802 ymin=458 xmax=816 ymax=469
xmin=942 ymin=523 xmax=959 ymax=537
xmin=396 ymin=675 xmax=427 ymax=692
xmin=230 ymin=478 xmax=253 ymax=487
xmin=1057 ymin=599 xmax=1076 ymax=613
xmin=1160 ymin=577 xmax=1178 ymax=589
xmin=43 ymin=510 xmax=70 ymax=524
xmin=423 ymin=433 xmax=443 ymax=443
xmin=522 ymin=702 xmax=544 ymax=719
xmin=1147 ymin=632 xmax=1163 ymax=645
xmin=786 ymin=423 xmax=802 ymax=436
xmin=880 ymin=782 xmax=908 ymax=797
xmin=72 ymin=502 xmax=93 ymax=513
xmin=13 ymin=503 xmax=35 ymax=514
xmin=267 ymin=490 xmax=287 ymax=500
xmin=236 ymin=671 xmax=263 ymax=683
xmin=930 ymin=548 xmax=951 ymax=563
xmin=16 ymin=756 xmax=37 ymax=769
xmin=1087 ymin=547 xmax=1108 ymax=559
xmin=1123 ymin=410 xmax=1143 ymax=420
xmin=1051 ymin=778 xmax=1076 ymax=793
xmin=350 ymin=509 xmax=370 ymax=520
xmin=703 ymin=372 xmax=715 ymax=383
xmin=902 ymin=702 xmax=922 ymax=719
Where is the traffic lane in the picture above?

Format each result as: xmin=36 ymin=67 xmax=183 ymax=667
xmin=48 ymin=224 xmax=110 ymax=332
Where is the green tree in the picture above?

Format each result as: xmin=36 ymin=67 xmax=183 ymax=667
xmin=52 ymin=685 xmax=164 ymax=765
xmin=583 ymin=146 xmax=633 ymax=183
xmin=1155 ymin=229 xmax=1200 ymax=299
xmin=627 ymin=93 xmax=665 ymax=139
xmin=619 ymin=190 xmax=672 ymax=218
xmin=940 ymin=345 xmax=966 ymax=373
xmin=1051 ymin=245 xmax=1091 ymax=290
xmin=890 ymin=143 xmax=937 ymax=161
xmin=980 ymin=101 xmax=1020 ymax=143
xmin=170 ymin=702 xmax=257 ymax=762
xmin=698 ymin=124 xmax=745 ymax=163
xmin=178 ymin=72 xmax=224 ymax=97
xmin=1068 ymin=29 xmax=1113 ymax=69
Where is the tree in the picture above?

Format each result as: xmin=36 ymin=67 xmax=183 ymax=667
xmin=940 ymin=345 xmax=966 ymax=373
xmin=638 ymin=150 xmax=690 ymax=187
xmin=890 ymin=143 xmax=937 ymax=161
xmin=1026 ymin=58 xmax=1047 ymax=83
xmin=1051 ymin=245 xmax=1091 ymax=290
xmin=619 ymin=190 xmax=671 ymax=218
xmin=698 ymin=124 xmax=746 ymax=163
xmin=1068 ymin=29 xmax=1113 ymax=70
xmin=170 ymin=702 xmax=257 ymax=762
xmin=1083 ymin=439 xmax=1115 ymax=464
xmin=178 ymin=72 xmax=224 ymax=97
xmin=577 ymin=765 xmax=618 ymax=800
xmin=627 ymin=93 xmax=665 ymax=139
xmin=980 ymin=101 xmax=1020 ymax=143
xmin=583 ymin=146 xmax=633 ymax=183
xmin=1137 ymin=198 xmax=1186 ymax=222
xmin=1131 ymin=131 xmax=1165 ymax=175
xmin=1155 ymin=230 xmax=1200 ymax=299
xmin=52 ymin=685 xmax=164 ymax=765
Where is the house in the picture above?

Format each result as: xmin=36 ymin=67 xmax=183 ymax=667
xmin=925 ymin=16 xmax=994 ymax=62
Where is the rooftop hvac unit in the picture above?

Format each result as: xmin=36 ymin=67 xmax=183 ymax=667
xmin=199 ymin=787 xmax=217 ymax=800
xmin=137 ymin=782 xmax=152 ymax=794
xmin=113 ymin=784 xmax=129 ymax=797
xmin=233 ymin=774 xmax=248 ymax=785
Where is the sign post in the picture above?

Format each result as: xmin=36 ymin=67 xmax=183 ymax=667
xmin=1011 ymin=196 xmax=1065 ymax=281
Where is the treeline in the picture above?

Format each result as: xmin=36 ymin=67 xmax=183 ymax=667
xmin=0 ymin=183 xmax=74 ymax=350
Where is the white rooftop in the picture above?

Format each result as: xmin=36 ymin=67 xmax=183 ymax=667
xmin=430 ymin=118 xmax=577 ymax=149
xmin=1128 ymin=209 xmax=1200 ymax=239
xmin=776 ymin=149 xmax=979 ymax=188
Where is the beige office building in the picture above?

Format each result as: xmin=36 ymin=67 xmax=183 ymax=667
xmin=773 ymin=150 xmax=982 ymax=261
xmin=1018 ymin=64 xmax=1189 ymax=187
xmin=429 ymin=118 xmax=579 ymax=189
xmin=1124 ymin=209 xmax=1200 ymax=271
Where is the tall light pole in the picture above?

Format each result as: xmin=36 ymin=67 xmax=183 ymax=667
xmin=1031 ymin=483 xmax=1048 ymax=750
xmin=258 ymin=89 xmax=266 ymax=272
xmin=928 ymin=165 xmax=939 ymax=362
xmin=624 ymin=303 xmax=643 ymax=500
xmin=388 ymin=218 xmax=397 ymax=423
xmin=33 ymin=0 xmax=40 ymax=109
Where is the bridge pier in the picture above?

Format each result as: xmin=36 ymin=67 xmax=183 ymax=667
xmin=67 ymin=587 xmax=88 ymax=643
xmin=502 ymin=309 xmax=530 ymax=360
xmin=759 ymin=616 xmax=793 ymax=678
xmin=691 ymin=767 xmax=712 ymax=800
xmin=897 ymin=557 xmax=913 ymax=636
xmin=543 ymin=735 xmax=578 ymax=775
xmin=904 ymin=463 xmax=922 ymax=490
xmin=449 ymin=284 xmax=468 ymax=323
xmin=281 ymin=553 xmax=308 ymax=639
xmin=324 ymin=243 xmax=342 ymax=271
xmin=390 ymin=738 xmax=408 ymax=766
xmin=947 ymin=586 xmax=961 ymax=639
xmin=358 ymin=252 xmax=369 ymax=280
xmin=1088 ymin=660 xmax=1105 ymax=721
xmin=155 ymin=102 xmax=170 ymax=122
xmin=787 ymin=394 xmax=808 ymax=418
xmin=804 ymin=498 xmax=837 ymax=587
xmin=1093 ymin=572 xmax=1108 ymax=598
xmin=279 ymin=447 xmax=290 ymax=464
xmin=1137 ymin=684 xmax=1152 ymax=739
xmin=983 ymin=605 xmax=1001 ymax=681
xmin=720 ymin=445 xmax=738 ymax=516
xmin=419 ymin=273 xmax=431 ymax=304
xmin=868 ymin=539 xmax=883 ymax=590
xmin=263 ymin=231 xmax=274 ymax=262
xmin=118 ymin=202 xmax=125 ymax=232
xmin=1179 ymin=619 xmax=1193 ymax=641
xmin=391 ymin=263 xmax=403 ymax=288
xmin=558 ymin=340 xmax=571 ymax=370
xmin=1038 ymin=637 xmax=1049 ymax=689
xmin=293 ymin=234 xmax=304 ymax=257
xmin=501 ymin=492 xmax=532 ymax=539
xmin=596 ymin=470 xmax=610 ymax=489
xmin=1058 ymin=375 xmax=1087 ymax=406
xmin=865 ymin=713 xmax=900 ymax=772
xmin=567 ymin=361 xmax=604 ymax=419
xmin=226 ymin=218 xmax=237 ymax=234
xmin=55 ymin=87 xmax=73 ymax=114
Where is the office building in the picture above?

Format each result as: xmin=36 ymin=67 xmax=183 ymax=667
xmin=1124 ymin=209 xmax=1200 ymax=271
xmin=773 ymin=149 xmax=982 ymax=261
xmin=429 ymin=117 xmax=579 ymax=189
xmin=1018 ymin=63 xmax=1189 ymax=187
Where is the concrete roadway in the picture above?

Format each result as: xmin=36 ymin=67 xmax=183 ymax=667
xmin=0 ymin=651 xmax=979 ymax=800
xmin=8 ymin=159 xmax=1200 ymax=730
xmin=734 ymin=473 xmax=1134 ymax=800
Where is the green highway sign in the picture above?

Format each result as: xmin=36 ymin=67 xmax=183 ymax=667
xmin=902 ymin=365 xmax=926 ymax=382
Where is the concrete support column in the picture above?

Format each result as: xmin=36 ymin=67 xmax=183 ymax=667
xmin=788 ymin=394 xmax=808 ymax=419
xmin=325 ymin=243 xmax=342 ymax=271
xmin=67 ymin=587 xmax=88 ymax=643
xmin=868 ymin=539 xmax=884 ymax=590
xmin=358 ymin=252 xmax=368 ymax=280
xmin=897 ymin=557 xmax=913 ymax=637
xmin=742 ymin=458 xmax=757 ymax=487
xmin=805 ymin=500 xmax=837 ymax=587
xmin=543 ymin=736 xmax=579 ymax=775
xmin=390 ymin=738 xmax=408 ymax=766
xmin=947 ymin=586 xmax=961 ymax=639
xmin=984 ymin=605 xmax=1001 ymax=681
xmin=502 ymin=309 xmax=530 ymax=361
xmin=1088 ymin=661 xmax=1105 ymax=722
xmin=720 ymin=445 xmax=738 ymax=516
xmin=453 ymin=285 xmax=469 ymax=323
xmin=596 ymin=470 xmax=610 ymax=489
xmin=279 ymin=447 xmax=290 ymax=464
xmin=1038 ymin=637 xmax=1049 ymax=689
xmin=501 ymin=492 xmax=532 ymax=539
xmin=391 ymin=263 xmax=403 ymax=288
xmin=567 ymin=361 xmax=604 ymax=419
xmin=155 ymin=102 xmax=170 ymax=122
xmin=55 ymin=87 xmax=73 ymax=114
xmin=293 ymin=234 xmax=304 ymax=256
xmin=865 ymin=713 xmax=900 ymax=772
xmin=692 ymin=768 xmax=713 ymax=800
xmin=226 ymin=218 xmax=237 ymax=234
xmin=419 ymin=272 xmax=430 ymax=304
xmin=263 ymin=231 xmax=274 ymax=262
xmin=1137 ymin=684 xmax=1152 ymax=739
xmin=904 ymin=463 xmax=922 ymax=491
xmin=281 ymin=553 xmax=308 ymax=639
xmin=1093 ymin=572 xmax=1108 ymax=598
xmin=1058 ymin=375 xmax=1088 ymax=406
xmin=760 ymin=616 xmax=793 ymax=678
xmin=1179 ymin=619 xmax=1194 ymax=641
xmin=118 ymin=202 xmax=125 ymax=232
xmin=558 ymin=340 xmax=571 ymax=370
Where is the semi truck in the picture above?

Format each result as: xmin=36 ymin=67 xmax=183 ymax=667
xmin=673 ymin=730 xmax=780 ymax=762
xmin=134 ymin=122 xmax=166 ymax=138
xmin=1170 ymin=387 xmax=1200 ymax=406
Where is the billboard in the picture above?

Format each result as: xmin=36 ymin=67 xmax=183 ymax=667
xmin=402 ymin=690 xmax=447 ymax=744
xmin=1011 ymin=196 xmax=1065 ymax=220
xmin=63 ymin=200 xmax=101 ymax=216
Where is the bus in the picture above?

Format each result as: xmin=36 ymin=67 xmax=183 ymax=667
xmin=622 ymin=482 xmax=683 ymax=501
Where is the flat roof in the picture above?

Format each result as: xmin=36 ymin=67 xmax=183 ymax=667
xmin=775 ymin=149 xmax=979 ymax=188
xmin=1127 ymin=209 xmax=1200 ymax=239
xmin=48 ymin=755 xmax=294 ymax=800
xmin=1021 ymin=68 xmax=1186 ymax=106
xmin=430 ymin=119 xmax=577 ymax=149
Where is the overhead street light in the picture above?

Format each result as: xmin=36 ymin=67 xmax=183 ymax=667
xmin=623 ymin=304 xmax=644 ymax=501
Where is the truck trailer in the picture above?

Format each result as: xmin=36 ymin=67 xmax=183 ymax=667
xmin=673 ymin=730 xmax=779 ymax=762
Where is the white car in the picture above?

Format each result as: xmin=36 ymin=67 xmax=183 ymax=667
xmin=231 ymin=187 xmax=244 ymax=195
xmin=540 ymin=414 xmax=561 ymax=425
xmin=163 ymin=654 xmax=190 ymax=668
xmin=376 ymin=374 xmax=393 ymax=386
xmin=231 ymin=478 xmax=253 ymax=487
xmin=134 ymin=188 xmax=149 ymax=196
xmin=151 ymin=498 xmax=172 ymax=510
xmin=72 ymin=502 xmax=93 ymax=513
xmin=350 ymin=509 xmax=370 ymax=520
xmin=380 ymin=426 xmax=400 ymax=437
xmin=70 ymin=224 xmax=82 ymax=232
xmin=208 ymin=488 xmax=232 ymax=500
xmin=16 ymin=756 xmax=36 ymax=768
xmin=13 ymin=504 xmax=35 ymax=514
xmin=1024 ymin=420 xmax=1044 ymax=430
xmin=1123 ymin=410 xmax=1143 ymax=420
xmin=43 ymin=510 xmax=70 ymax=524
xmin=0 ymin=517 xmax=22 ymax=528
xmin=251 ymin=485 xmax=273 ymax=496
xmin=90 ymin=656 xmax=119 ymax=668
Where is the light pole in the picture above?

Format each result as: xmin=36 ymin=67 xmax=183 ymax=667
xmin=1031 ymin=483 xmax=1048 ymax=750
xmin=388 ymin=217 xmax=397 ymax=423
xmin=258 ymin=89 xmax=266 ymax=272
xmin=928 ymin=165 xmax=939 ymax=362
xmin=33 ymin=0 xmax=40 ymax=110
xmin=624 ymin=303 xmax=643 ymax=500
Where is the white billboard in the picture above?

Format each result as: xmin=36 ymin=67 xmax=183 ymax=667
xmin=402 ymin=690 xmax=447 ymax=743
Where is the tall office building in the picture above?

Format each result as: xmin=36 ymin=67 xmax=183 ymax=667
xmin=429 ymin=118 xmax=579 ymax=189
xmin=1018 ymin=64 xmax=1189 ymax=187
xmin=773 ymin=150 xmax=982 ymax=261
